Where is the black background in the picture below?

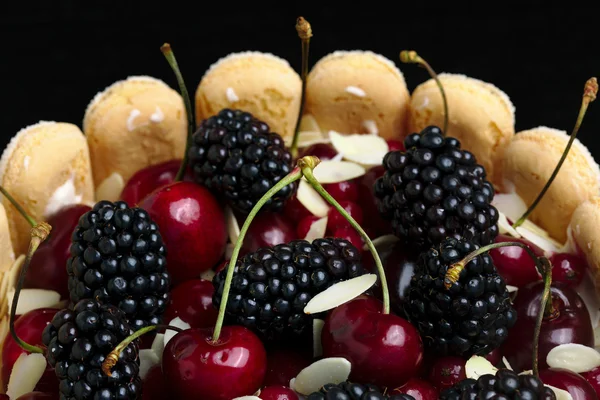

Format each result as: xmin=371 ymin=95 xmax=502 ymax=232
xmin=1 ymin=3 xmax=599 ymax=157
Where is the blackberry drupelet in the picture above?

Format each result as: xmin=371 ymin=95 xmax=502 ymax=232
xmin=307 ymin=381 xmax=416 ymax=400
xmin=67 ymin=200 xmax=170 ymax=331
xmin=374 ymin=126 xmax=499 ymax=250
xmin=440 ymin=369 xmax=556 ymax=400
xmin=188 ymin=108 xmax=296 ymax=214
xmin=41 ymin=299 xmax=141 ymax=400
xmin=404 ymin=237 xmax=516 ymax=357
xmin=213 ymin=238 xmax=366 ymax=339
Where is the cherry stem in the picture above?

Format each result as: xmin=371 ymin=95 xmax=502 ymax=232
xmin=102 ymin=324 xmax=183 ymax=377
xmin=301 ymin=160 xmax=390 ymax=315
xmin=533 ymin=257 xmax=553 ymax=377
xmin=9 ymin=222 xmax=52 ymax=354
xmin=512 ymin=77 xmax=598 ymax=228
xmin=290 ymin=16 xmax=313 ymax=159
xmin=161 ymin=43 xmax=195 ymax=183
xmin=0 ymin=185 xmax=36 ymax=227
xmin=400 ymin=50 xmax=448 ymax=135
xmin=212 ymin=166 xmax=304 ymax=342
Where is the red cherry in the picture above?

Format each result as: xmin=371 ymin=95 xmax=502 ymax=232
xmin=296 ymin=215 xmax=320 ymax=239
xmin=580 ymin=366 xmax=600 ymax=398
xmin=356 ymin=165 xmax=392 ymax=237
xmin=390 ymin=378 xmax=438 ymax=400
xmin=427 ymin=356 xmax=466 ymax=391
xmin=162 ymin=326 xmax=267 ymax=400
xmin=142 ymin=364 xmax=169 ymax=400
xmin=215 ymin=260 xmax=227 ymax=274
xmin=263 ymin=347 xmax=312 ymax=387
xmin=321 ymin=296 xmax=424 ymax=388
xmin=504 ymin=281 xmax=594 ymax=372
xmin=539 ymin=368 xmax=598 ymax=400
xmin=331 ymin=226 xmax=363 ymax=249
xmin=485 ymin=347 xmax=503 ymax=366
xmin=163 ymin=279 xmax=218 ymax=328
xmin=326 ymin=201 xmax=363 ymax=232
xmin=243 ymin=212 xmax=296 ymax=253
xmin=386 ymin=139 xmax=405 ymax=152
xmin=300 ymin=143 xmax=338 ymax=161
xmin=15 ymin=393 xmax=57 ymax=400
xmin=322 ymin=180 xmax=359 ymax=203
xmin=120 ymin=159 xmax=192 ymax=206
xmin=24 ymin=204 xmax=91 ymax=298
xmin=139 ymin=181 xmax=227 ymax=284
xmin=489 ymin=235 xmax=543 ymax=287
xmin=283 ymin=196 xmax=313 ymax=224
xmin=550 ymin=252 xmax=587 ymax=288
xmin=259 ymin=386 xmax=298 ymax=400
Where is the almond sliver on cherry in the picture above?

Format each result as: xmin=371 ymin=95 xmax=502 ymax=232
xmin=465 ymin=355 xmax=498 ymax=379
xmin=304 ymin=217 xmax=328 ymax=242
xmin=312 ymin=160 xmax=365 ymax=184
xmin=304 ymin=274 xmax=377 ymax=315
xmin=225 ymin=206 xmax=240 ymax=244
xmin=297 ymin=179 xmax=329 ymax=218
xmin=6 ymin=353 xmax=47 ymax=399
xmin=151 ymin=333 xmax=165 ymax=362
xmin=328 ymin=130 xmax=388 ymax=167
xmin=313 ymin=318 xmax=325 ymax=358
xmin=139 ymin=349 xmax=160 ymax=380
xmin=7 ymin=289 xmax=61 ymax=316
xmin=576 ymin=271 xmax=600 ymax=329
xmin=497 ymin=212 xmax=521 ymax=238
xmin=546 ymin=343 xmax=600 ymax=373
xmin=163 ymin=317 xmax=191 ymax=350
xmin=291 ymin=357 xmax=352 ymax=395
xmin=284 ymin=130 xmax=331 ymax=148
xmin=364 ymin=234 xmax=400 ymax=251
xmin=515 ymin=226 xmax=560 ymax=254
xmin=492 ymin=192 xmax=527 ymax=222
xmin=200 ymin=269 xmax=216 ymax=282
xmin=95 ymin=172 xmax=125 ymax=202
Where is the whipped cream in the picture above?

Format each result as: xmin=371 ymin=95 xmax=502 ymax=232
xmin=226 ymin=87 xmax=239 ymax=102
xmin=362 ymin=120 xmax=378 ymax=135
xmin=345 ymin=86 xmax=366 ymax=97
xmin=23 ymin=156 xmax=30 ymax=170
xmin=150 ymin=106 xmax=164 ymax=123
xmin=127 ymin=109 xmax=142 ymax=131
xmin=44 ymin=177 xmax=83 ymax=218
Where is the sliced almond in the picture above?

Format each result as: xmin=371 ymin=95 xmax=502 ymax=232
xmin=225 ymin=243 xmax=235 ymax=260
xmin=163 ymin=317 xmax=191 ymax=350
xmin=497 ymin=212 xmax=521 ymax=238
xmin=312 ymin=161 xmax=365 ymax=184
xmin=506 ymin=285 xmax=518 ymax=293
xmin=291 ymin=357 xmax=352 ymax=395
xmin=546 ymin=343 xmax=600 ymax=373
xmin=225 ymin=206 xmax=240 ymax=244
xmin=95 ymin=172 xmax=125 ymax=202
xmin=299 ymin=114 xmax=322 ymax=133
xmin=0 ymin=255 xmax=25 ymax=312
xmin=285 ymin=131 xmax=331 ymax=149
xmin=465 ymin=355 xmax=498 ymax=379
xmin=329 ymin=131 xmax=389 ymax=167
xmin=7 ymin=289 xmax=61 ymax=316
xmin=304 ymin=274 xmax=377 ymax=315
xmin=151 ymin=333 xmax=165 ymax=363
xmin=139 ymin=349 xmax=160 ymax=380
xmin=6 ymin=353 xmax=47 ymax=399
xmin=364 ymin=234 xmax=400 ymax=251
xmin=200 ymin=269 xmax=216 ymax=282
xmin=313 ymin=318 xmax=325 ymax=358
xmin=502 ymin=356 xmax=514 ymax=371
xmin=515 ymin=226 xmax=560 ymax=255
xmin=492 ymin=192 xmax=527 ymax=222
xmin=297 ymin=180 xmax=330 ymax=218
xmin=576 ymin=270 xmax=600 ymax=329
xmin=546 ymin=384 xmax=575 ymax=400
xmin=304 ymin=217 xmax=328 ymax=243
xmin=560 ymin=226 xmax=578 ymax=255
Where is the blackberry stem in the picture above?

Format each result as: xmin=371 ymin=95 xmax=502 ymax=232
xmin=400 ymin=50 xmax=448 ymax=135
xmin=300 ymin=159 xmax=391 ymax=314
xmin=533 ymin=257 xmax=554 ymax=377
xmin=212 ymin=166 xmax=304 ymax=342
xmin=9 ymin=222 xmax=52 ymax=354
xmin=512 ymin=77 xmax=598 ymax=228
xmin=290 ymin=16 xmax=313 ymax=159
xmin=161 ymin=43 xmax=195 ymax=182
xmin=0 ymin=185 xmax=36 ymax=227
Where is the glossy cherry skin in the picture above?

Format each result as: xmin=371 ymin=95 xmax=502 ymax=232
xmin=283 ymin=196 xmax=313 ymax=224
xmin=504 ymin=281 xmax=594 ymax=372
xmin=390 ymin=378 xmax=438 ymax=400
xmin=242 ymin=212 xmax=296 ymax=253
xmin=485 ymin=347 xmax=502 ymax=366
xmin=356 ymin=165 xmax=391 ymax=238
xmin=24 ymin=204 xmax=91 ymax=298
xmin=163 ymin=279 xmax=218 ymax=328
xmin=550 ymin=252 xmax=587 ymax=288
xmin=581 ymin=366 xmax=600 ymax=398
xmin=162 ymin=326 xmax=267 ymax=400
xmin=139 ymin=181 xmax=227 ymax=284
xmin=386 ymin=140 xmax=405 ymax=153
xmin=323 ymin=180 xmax=359 ymax=203
xmin=120 ymin=159 xmax=193 ymax=206
xmin=539 ymin=368 xmax=598 ymax=400
xmin=296 ymin=215 xmax=320 ymax=239
xmin=331 ymin=226 xmax=363 ymax=249
xmin=263 ymin=347 xmax=312 ymax=387
xmin=427 ymin=356 xmax=466 ymax=391
xmin=301 ymin=143 xmax=338 ymax=161
xmin=489 ymin=234 xmax=543 ymax=287
xmin=321 ymin=296 xmax=424 ymax=388
xmin=326 ymin=201 xmax=363 ymax=232
xmin=259 ymin=386 xmax=299 ymax=400
xmin=142 ymin=364 xmax=169 ymax=400
xmin=15 ymin=393 xmax=58 ymax=400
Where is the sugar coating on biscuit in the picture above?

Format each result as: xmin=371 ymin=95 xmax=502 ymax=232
xmin=312 ymin=50 xmax=406 ymax=83
xmin=202 ymin=51 xmax=292 ymax=80
xmin=0 ymin=121 xmax=57 ymax=180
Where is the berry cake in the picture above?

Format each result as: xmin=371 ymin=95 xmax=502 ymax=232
xmin=0 ymin=16 xmax=599 ymax=400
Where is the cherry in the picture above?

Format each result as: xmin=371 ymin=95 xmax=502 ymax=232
xmin=331 ymin=226 xmax=363 ymax=249
xmin=322 ymin=180 xmax=359 ymax=203
xmin=120 ymin=159 xmax=193 ymax=206
xmin=283 ymin=196 xmax=313 ymax=224
xmin=163 ymin=279 xmax=218 ymax=328
xmin=427 ymin=356 xmax=466 ymax=391
xmin=539 ymin=368 xmax=598 ymax=400
xmin=321 ymin=296 xmax=424 ymax=388
xmin=162 ymin=326 xmax=267 ymax=400
xmin=550 ymin=252 xmax=587 ymax=288
xmin=326 ymin=201 xmax=363 ymax=232
xmin=15 ymin=393 xmax=57 ymax=400
xmin=581 ymin=366 xmax=600 ymax=398
xmin=263 ymin=347 xmax=312 ymax=387
xmin=242 ymin=211 xmax=296 ymax=253
xmin=296 ymin=215 xmax=320 ymax=239
xmin=386 ymin=139 xmax=405 ymax=152
xmin=356 ymin=165 xmax=392 ymax=237
xmin=390 ymin=378 xmax=438 ymax=400
xmin=300 ymin=143 xmax=338 ymax=161
xmin=139 ymin=181 xmax=227 ymax=284
xmin=142 ymin=364 xmax=169 ymax=400
xmin=504 ymin=281 xmax=594 ymax=372
xmin=259 ymin=386 xmax=299 ymax=400
xmin=485 ymin=347 xmax=502 ymax=366
xmin=489 ymin=234 xmax=543 ymax=287
xmin=23 ymin=204 xmax=91 ymax=298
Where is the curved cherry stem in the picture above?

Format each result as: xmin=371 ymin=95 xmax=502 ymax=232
xmin=161 ymin=43 xmax=195 ymax=182
xmin=0 ymin=186 xmax=36 ymax=227
xmin=301 ymin=160 xmax=390 ymax=314
xmin=290 ymin=16 xmax=313 ymax=159
xmin=513 ymin=77 xmax=597 ymax=228
xmin=532 ymin=257 xmax=553 ymax=377
xmin=400 ymin=50 xmax=448 ymax=135
xmin=212 ymin=166 xmax=304 ymax=342
xmin=102 ymin=324 xmax=183 ymax=377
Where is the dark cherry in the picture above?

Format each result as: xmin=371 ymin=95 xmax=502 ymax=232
xmin=540 ymin=368 xmax=599 ymax=400
xmin=242 ymin=211 xmax=296 ymax=253
xmin=300 ymin=143 xmax=338 ymax=161
xmin=259 ymin=386 xmax=299 ymax=400
xmin=162 ymin=326 xmax=267 ymax=400
xmin=296 ymin=215 xmax=320 ymax=239
xmin=283 ymin=196 xmax=313 ymax=224
xmin=504 ymin=281 xmax=594 ymax=372
xmin=323 ymin=180 xmax=359 ymax=203
xmin=390 ymin=378 xmax=438 ymax=400
xmin=581 ymin=366 xmax=600 ymax=398
xmin=427 ymin=356 xmax=466 ymax=391
xmin=485 ymin=347 xmax=503 ymax=366
xmin=263 ymin=347 xmax=312 ymax=387
xmin=550 ymin=252 xmax=587 ymax=288
xmin=331 ymin=226 xmax=363 ymax=249
xmin=142 ymin=364 xmax=169 ymax=400
xmin=489 ymin=234 xmax=543 ymax=287
xmin=24 ymin=204 xmax=91 ymax=298
xmin=326 ymin=200 xmax=363 ymax=232
xmin=386 ymin=139 xmax=405 ymax=152
xmin=163 ymin=279 xmax=218 ymax=328
xmin=356 ymin=165 xmax=392 ymax=237
xmin=321 ymin=296 xmax=424 ymax=388
xmin=139 ymin=181 xmax=227 ymax=284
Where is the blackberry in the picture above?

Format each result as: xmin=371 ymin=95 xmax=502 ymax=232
xmin=307 ymin=381 xmax=416 ymax=400
xmin=404 ymin=237 xmax=516 ymax=357
xmin=41 ymin=299 xmax=141 ymax=400
xmin=374 ymin=126 xmax=499 ymax=250
xmin=188 ymin=108 xmax=296 ymax=214
xmin=67 ymin=200 xmax=170 ymax=331
xmin=440 ymin=369 xmax=556 ymax=400
xmin=213 ymin=238 xmax=366 ymax=339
